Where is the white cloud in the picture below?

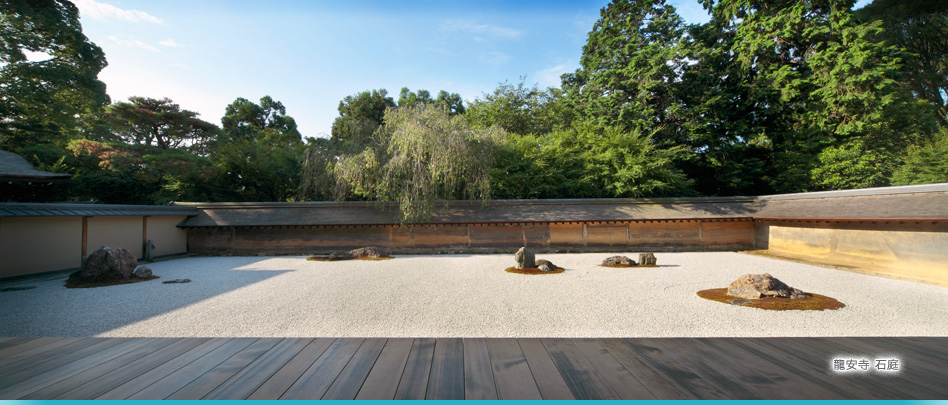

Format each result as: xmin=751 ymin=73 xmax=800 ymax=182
xmin=536 ymin=63 xmax=575 ymax=88
xmin=159 ymin=39 xmax=185 ymax=48
xmin=108 ymin=36 xmax=159 ymax=52
xmin=172 ymin=63 xmax=191 ymax=70
xmin=479 ymin=51 xmax=510 ymax=66
xmin=441 ymin=20 xmax=523 ymax=40
xmin=74 ymin=0 xmax=163 ymax=24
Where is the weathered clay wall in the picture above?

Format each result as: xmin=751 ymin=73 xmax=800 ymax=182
xmin=759 ymin=221 xmax=948 ymax=286
xmin=186 ymin=219 xmax=756 ymax=255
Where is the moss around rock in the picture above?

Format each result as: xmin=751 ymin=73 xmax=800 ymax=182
xmin=505 ymin=266 xmax=565 ymax=275
xmin=697 ymin=288 xmax=845 ymax=311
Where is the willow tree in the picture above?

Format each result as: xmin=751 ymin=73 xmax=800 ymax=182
xmin=333 ymin=104 xmax=503 ymax=223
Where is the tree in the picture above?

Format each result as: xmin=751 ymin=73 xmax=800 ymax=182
xmin=333 ymin=104 xmax=502 ymax=223
xmin=563 ymin=0 xmax=686 ymax=136
xmin=106 ymin=97 xmax=220 ymax=154
xmin=214 ymin=96 xmax=304 ymax=201
xmin=892 ymin=127 xmax=948 ymax=185
xmin=330 ymin=89 xmax=395 ymax=143
xmin=398 ymin=87 xmax=466 ymax=115
xmin=0 ymin=0 xmax=110 ymax=151
xmin=466 ymin=78 xmax=571 ymax=136
xmin=856 ymin=0 xmax=948 ymax=127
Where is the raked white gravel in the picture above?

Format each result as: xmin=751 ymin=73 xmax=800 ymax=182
xmin=1 ymin=252 xmax=946 ymax=338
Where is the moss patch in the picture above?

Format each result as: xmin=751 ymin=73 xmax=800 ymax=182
xmin=598 ymin=264 xmax=660 ymax=268
xmin=505 ymin=266 xmax=565 ymax=275
xmin=65 ymin=276 xmax=159 ymax=289
xmin=697 ymin=288 xmax=845 ymax=311
xmin=306 ymin=256 xmax=395 ymax=262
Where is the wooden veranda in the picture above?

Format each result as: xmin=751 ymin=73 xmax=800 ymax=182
xmin=0 ymin=336 xmax=945 ymax=400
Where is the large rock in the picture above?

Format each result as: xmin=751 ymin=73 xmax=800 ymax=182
xmin=639 ymin=253 xmax=657 ymax=266
xmin=514 ymin=247 xmax=536 ymax=269
xmin=72 ymin=245 xmax=138 ymax=281
xmin=603 ymin=255 xmax=636 ymax=266
xmin=536 ymin=259 xmax=556 ymax=269
xmin=348 ymin=246 xmax=389 ymax=258
xmin=727 ymin=273 xmax=806 ymax=300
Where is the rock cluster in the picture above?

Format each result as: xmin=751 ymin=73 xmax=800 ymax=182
xmin=727 ymin=273 xmax=805 ymax=300
xmin=514 ymin=247 xmax=536 ymax=269
xmin=68 ymin=245 xmax=155 ymax=284
xmin=329 ymin=246 xmax=389 ymax=260
xmin=602 ymin=256 xmax=637 ymax=266
xmin=639 ymin=253 xmax=657 ymax=266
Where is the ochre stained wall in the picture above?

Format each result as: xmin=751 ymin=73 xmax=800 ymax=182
xmin=764 ymin=221 xmax=948 ymax=286
xmin=86 ymin=216 xmax=144 ymax=259
xmin=0 ymin=216 xmax=82 ymax=278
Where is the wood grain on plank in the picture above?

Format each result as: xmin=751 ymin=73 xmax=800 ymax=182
xmin=95 ymin=338 xmax=229 ymax=400
xmin=355 ymin=338 xmax=413 ymax=400
xmin=279 ymin=338 xmax=363 ymax=400
xmin=462 ymin=338 xmax=497 ymax=400
xmin=540 ymin=338 xmax=620 ymax=400
xmin=598 ymin=338 xmax=697 ymax=400
xmin=127 ymin=338 xmax=255 ymax=400
xmin=426 ymin=338 xmax=464 ymax=400
xmin=0 ymin=338 xmax=155 ymax=397
xmin=165 ymin=338 xmax=281 ymax=400
xmin=572 ymin=338 xmax=654 ymax=399
xmin=622 ymin=338 xmax=729 ymax=400
xmin=487 ymin=338 xmax=540 ymax=400
xmin=322 ymin=338 xmax=387 ymax=400
xmin=0 ymin=338 xmax=114 ymax=382
xmin=53 ymin=338 xmax=209 ymax=400
xmin=394 ymin=338 xmax=435 ymax=400
xmin=202 ymin=338 xmax=312 ymax=400
xmin=0 ymin=338 xmax=84 ymax=371
xmin=517 ymin=339 xmax=574 ymax=400
xmin=247 ymin=338 xmax=335 ymax=400
xmin=22 ymin=338 xmax=179 ymax=400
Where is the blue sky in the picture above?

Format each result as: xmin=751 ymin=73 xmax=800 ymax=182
xmin=71 ymin=0 xmax=867 ymax=140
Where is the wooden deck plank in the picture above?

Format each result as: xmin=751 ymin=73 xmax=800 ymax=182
xmin=355 ymin=338 xmax=413 ymax=400
xmin=52 ymin=338 xmax=209 ymax=400
xmin=0 ymin=338 xmax=154 ymax=397
xmin=598 ymin=338 xmax=698 ymax=400
xmin=0 ymin=338 xmax=84 ymax=370
xmin=20 ymin=338 xmax=179 ymax=400
xmin=322 ymin=338 xmax=387 ymax=400
xmin=247 ymin=338 xmax=335 ymax=400
xmin=0 ymin=338 xmax=67 ymax=362
xmin=486 ymin=338 xmax=539 ymax=400
xmin=622 ymin=338 xmax=729 ymax=400
xmin=165 ymin=338 xmax=281 ymax=400
xmin=462 ymin=338 xmax=497 ymax=400
xmin=707 ymin=338 xmax=846 ymax=400
xmin=735 ymin=337 xmax=877 ymax=399
xmin=517 ymin=339 xmax=575 ymax=400
xmin=0 ymin=337 xmax=34 ymax=351
xmin=202 ymin=338 xmax=312 ymax=400
xmin=659 ymin=338 xmax=799 ymax=400
xmin=573 ymin=338 xmax=655 ymax=399
xmin=393 ymin=338 xmax=436 ymax=400
xmin=279 ymin=338 xmax=363 ymax=400
xmin=426 ymin=338 xmax=464 ymax=400
xmin=0 ymin=338 xmax=101 ymax=379
xmin=879 ymin=337 xmax=948 ymax=365
xmin=126 ymin=338 xmax=255 ymax=400
xmin=752 ymin=338 xmax=914 ymax=400
xmin=826 ymin=337 xmax=946 ymax=399
xmin=95 ymin=338 xmax=229 ymax=400
xmin=540 ymin=338 xmax=620 ymax=400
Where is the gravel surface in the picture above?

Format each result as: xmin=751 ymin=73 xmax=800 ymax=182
xmin=1 ymin=252 xmax=946 ymax=338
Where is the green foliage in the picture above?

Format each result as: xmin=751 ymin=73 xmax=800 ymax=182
xmin=330 ymin=89 xmax=395 ymax=143
xmin=466 ymin=79 xmax=572 ymax=135
xmin=398 ymin=87 xmax=465 ymax=115
xmin=0 ymin=0 xmax=109 ymax=151
xmin=812 ymin=139 xmax=891 ymax=190
xmin=106 ymin=97 xmax=220 ymax=154
xmin=892 ymin=128 xmax=948 ymax=185
xmin=333 ymin=104 xmax=502 ymax=223
xmin=490 ymin=131 xmax=597 ymax=199
xmin=856 ymin=0 xmax=948 ymax=127
xmin=214 ymin=96 xmax=304 ymax=201
xmin=563 ymin=0 xmax=686 ymax=136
